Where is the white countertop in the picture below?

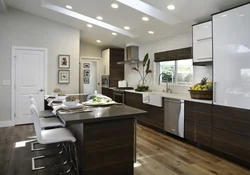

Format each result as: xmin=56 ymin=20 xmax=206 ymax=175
xmin=125 ymin=90 xmax=213 ymax=104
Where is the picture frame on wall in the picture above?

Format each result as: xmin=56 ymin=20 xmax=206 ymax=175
xmin=84 ymin=77 xmax=89 ymax=84
xmin=58 ymin=70 xmax=70 ymax=84
xmin=58 ymin=55 xmax=70 ymax=68
xmin=84 ymin=70 xmax=90 ymax=77
xmin=83 ymin=63 xmax=90 ymax=69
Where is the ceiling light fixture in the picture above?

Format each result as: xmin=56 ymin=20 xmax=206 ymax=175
xmin=221 ymin=14 xmax=227 ymax=17
xmin=87 ymin=24 xmax=93 ymax=28
xmin=66 ymin=5 xmax=72 ymax=9
xmin=124 ymin=26 xmax=130 ymax=30
xmin=148 ymin=31 xmax=154 ymax=34
xmin=96 ymin=40 xmax=101 ymax=43
xmin=112 ymin=32 xmax=117 ymax=35
xmin=96 ymin=16 xmax=103 ymax=20
xmin=167 ymin=5 xmax=175 ymax=10
xmin=111 ymin=3 xmax=119 ymax=8
xmin=142 ymin=17 xmax=149 ymax=21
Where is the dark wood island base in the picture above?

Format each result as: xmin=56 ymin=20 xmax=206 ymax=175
xmin=57 ymin=105 xmax=146 ymax=175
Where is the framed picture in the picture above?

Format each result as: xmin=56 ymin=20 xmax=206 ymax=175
xmin=58 ymin=70 xmax=70 ymax=84
xmin=84 ymin=77 xmax=89 ymax=84
xmin=58 ymin=55 xmax=70 ymax=68
xmin=83 ymin=63 xmax=90 ymax=69
xmin=84 ymin=70 xmax=90 ymax=77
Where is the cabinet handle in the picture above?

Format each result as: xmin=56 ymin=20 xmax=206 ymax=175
xmin=214 ymin=82 xmax=217 ymax=103
xmin=197 ymin=57 xmax=212 ymax=60
xmin=197 ymin=37 xmax=212 ymax=42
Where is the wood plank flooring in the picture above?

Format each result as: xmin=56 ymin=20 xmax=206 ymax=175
xmin=0 ymin=124 xmax=249 ymax=175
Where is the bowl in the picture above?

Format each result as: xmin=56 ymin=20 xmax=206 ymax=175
xmin=63 ymin=100 xmax=79 ymax=107
xmin=56 ymin=96 xmax=67 ymax=101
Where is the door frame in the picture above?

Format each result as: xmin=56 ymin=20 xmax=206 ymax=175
xmin=80 ymin=56 xmax=101 ymax=93
xmin=11 ymin=46 xmax=48 ymax=125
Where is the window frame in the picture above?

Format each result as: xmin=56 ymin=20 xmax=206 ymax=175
xmin=157 ymin=59 xmax=193 ymax=86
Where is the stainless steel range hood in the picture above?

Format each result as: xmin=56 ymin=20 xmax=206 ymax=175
xmin=117 ymin=46 xmax=142 ymax=64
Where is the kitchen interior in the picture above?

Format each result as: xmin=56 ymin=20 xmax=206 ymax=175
xmin=1 ymin=0 xmax=250 ymax=174
xmin=100 ymin=1 xmax=250 ymax=174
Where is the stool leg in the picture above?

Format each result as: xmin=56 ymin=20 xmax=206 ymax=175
xmin=72 ymin=142 xmax=80 ymax=175
xmin=31 ymin=140 xmax=61 ymax=152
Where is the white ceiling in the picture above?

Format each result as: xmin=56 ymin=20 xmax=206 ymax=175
xmin=4 ymin=0 xmax=250 ymax=47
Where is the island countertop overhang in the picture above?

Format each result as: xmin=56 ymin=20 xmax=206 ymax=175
xmin=58 ymin=104 xmax=147 ymax=125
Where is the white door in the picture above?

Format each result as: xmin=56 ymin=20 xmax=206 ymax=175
xmin=14 ymin=48 xmax=45 ymax=125
xmin=81 ymin=59 xmax=101 ymax=94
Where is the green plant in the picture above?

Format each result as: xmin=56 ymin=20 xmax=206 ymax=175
xmin=132 ymin=53 xmax=152 ymax=88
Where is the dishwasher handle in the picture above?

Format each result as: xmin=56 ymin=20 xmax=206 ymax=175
xmin=164 ymin=99 xmax=183 ymax=104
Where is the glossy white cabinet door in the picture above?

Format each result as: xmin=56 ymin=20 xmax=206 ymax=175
xmin=193 ymin=21 xmax=213 ymax=62
xmin=101 ymin=49 xmax=110 ymax=75
xmin=213 ymin=4 xmax=250 ymax=110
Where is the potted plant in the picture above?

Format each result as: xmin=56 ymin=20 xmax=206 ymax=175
xmin=132 ymin=53 xmax=152 ymax=92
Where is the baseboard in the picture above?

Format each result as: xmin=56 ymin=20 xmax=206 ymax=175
xmin=0 ymin=120 xmax=15 ymax=127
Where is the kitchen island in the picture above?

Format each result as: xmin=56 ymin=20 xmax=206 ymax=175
xmin=57 ymin=104 xmax=146 ymax=175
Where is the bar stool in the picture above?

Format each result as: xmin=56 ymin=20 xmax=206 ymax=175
xmin=30 ymin=98 xmax=65 ymax=151
xmin=29 ymin=94 xmax=55 ymax=118
xmin=30 ymin=104 xmax=79 ymax=175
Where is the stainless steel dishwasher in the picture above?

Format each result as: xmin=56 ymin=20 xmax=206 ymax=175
xmin=164 ymin=98 xmax=184 ymax=138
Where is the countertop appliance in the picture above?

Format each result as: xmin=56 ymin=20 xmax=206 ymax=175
xmin=113 ymin=87 xmax=133 ymax=104
xmin=118 ymin=80 xmax=127 ymax=88
xmin=101 ymin=75 xmax=109 ymax=88
xmin=164 ymin=98 xmax=184 ymax=138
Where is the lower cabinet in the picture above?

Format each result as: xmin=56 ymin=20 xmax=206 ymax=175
xmin=125 ymin=92 xmax=164 ymax=130
xmin=185 ymin=102 xmax=250 ymax=165
xmin=102 ymin=88 xmax=113 ymax=99
xmin=184 ymin=101 xmax=212 ymax=147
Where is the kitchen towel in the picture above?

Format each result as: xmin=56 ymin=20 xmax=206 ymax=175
xmin=142 ymin=93 xmax=150 ymax=104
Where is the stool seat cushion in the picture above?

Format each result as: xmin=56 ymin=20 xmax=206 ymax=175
xmin=40 ymin=117 xmax=64 ymax=128
xmin=39 ymin=110 xmax=55 ymax=118
xmin=40 ymin=128 xmax=76 ymax=144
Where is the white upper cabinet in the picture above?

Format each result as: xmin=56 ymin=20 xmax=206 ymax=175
xmin=193 ymin=21 xmax=213 ymax=63
xmin=101 ymin=49 xmax=110 ymax=75
xmin=213 ymin=4 xmax=250 ymax=110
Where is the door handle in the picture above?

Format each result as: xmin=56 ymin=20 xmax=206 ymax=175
xmin=39 ymin=89 xmax=44 ymax=92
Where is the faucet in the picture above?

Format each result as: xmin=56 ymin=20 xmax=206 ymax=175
xmin=158 ymin=73 xmax=172 ymax=93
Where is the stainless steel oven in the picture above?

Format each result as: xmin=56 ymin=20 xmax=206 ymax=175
xmin=101 ymin=75 xmax=109 ymax=88
xmin=113 ymin=87 xmax=133 ymax=104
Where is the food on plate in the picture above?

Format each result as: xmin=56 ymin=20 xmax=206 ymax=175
xmin=58 ymin=92 xmax=66 ymax=96
xmin=91 ymin=96 xmax=112 ymax=104
xmin=54 ymin=88 xmax=62 ymax=93
xmin=66 ymin=96 xmax=76 ymax=102
xmin=190 ymin=77 xmax=213 ymax=91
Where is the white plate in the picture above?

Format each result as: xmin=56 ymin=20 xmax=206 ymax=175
xmin=60 ymin=103 xmax=83 ymax=109
xmin=82 ymin=101 xmax=117 ymax=106
xmin=63 ymin=100 xmax=79 ymax=107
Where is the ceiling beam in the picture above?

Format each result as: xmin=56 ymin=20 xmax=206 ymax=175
xmin=0 ymin=0 xmax=7 ymax=12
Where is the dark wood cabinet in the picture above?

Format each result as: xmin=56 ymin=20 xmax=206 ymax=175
xmin=184 ymin=101 xmax=212 ymax=147
xmin=102 ymin=87 xmax=113 ymax=99
xmin=212 ymin=105 xmax=250 ymax=164
xmin=125 ymin=92 xmax=164 ymax=130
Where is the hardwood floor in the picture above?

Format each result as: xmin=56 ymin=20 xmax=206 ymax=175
xmin=0 ymin=124 xmax=249 ymax=175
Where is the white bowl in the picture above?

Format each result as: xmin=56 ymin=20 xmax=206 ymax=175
xmin=51 ymin=92 xmax=58 ymax=97
xmin=63 ymin=100 xmax=79 ymax=107
xmin=56 ymin=96 xmax=67 ymax=100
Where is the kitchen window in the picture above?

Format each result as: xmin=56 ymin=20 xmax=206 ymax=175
xmin=160 ymin=59 xmax=193 ymax=84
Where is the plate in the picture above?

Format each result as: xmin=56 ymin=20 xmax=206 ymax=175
xmin=82 ymin=101 xmax=117 ymax=106
xmin=63 ymin=100 xmax=80 ymax=107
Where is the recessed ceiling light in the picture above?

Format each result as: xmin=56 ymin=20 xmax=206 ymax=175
xmin=142 ymin=17 xmax=149 ymax=21
xmin=148 ymin=31 xmax=154 ymax=34
xmin=112 ymin=32 xmax=117 ymax=35
xmin=167 ymin=5 xmax=175 ymax=10
xmin=124 ymin=26 xmax=130 ymax=30
xmin=66 ymin=5 xmax=72 ymax=9
xmin=221 ymin=14 xmax=227 ymax=17
xmin=96 ymin=16 xmax=103 ymax=20
xmin=111 ymin=3 xmax=119 ymax=8
xmin=87 ymin=24 xmax=93 ymax=28
xmin=96 ymin=40 xmax=101 ymax=43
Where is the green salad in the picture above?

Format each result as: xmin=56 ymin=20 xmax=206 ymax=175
xmin=92 ymin=97 xmax=101 ymax=103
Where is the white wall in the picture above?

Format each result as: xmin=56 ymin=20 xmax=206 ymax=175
xmin=80 ymin=42 xmax=102 ymax=58
xmin=125 ymin=33 xmax=212 ymax=93
xmin=0 ymin=8 xmax=80 ymax=122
